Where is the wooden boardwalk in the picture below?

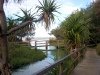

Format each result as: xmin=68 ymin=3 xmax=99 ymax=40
xmin=71 ymin=48 xmax=100 ymax=75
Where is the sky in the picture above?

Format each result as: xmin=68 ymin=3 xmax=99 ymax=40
xmin=4 ymin=0 xmax=95 ymax=38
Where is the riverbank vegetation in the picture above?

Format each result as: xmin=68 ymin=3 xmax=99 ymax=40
xmin=0 ymin=42 xmax=46 ymax=70
xmin=51 ymin=0 xmax=100 ymax=52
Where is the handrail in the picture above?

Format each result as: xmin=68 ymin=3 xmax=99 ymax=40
xmin=32 ymin=46 xmax=86 ymax=75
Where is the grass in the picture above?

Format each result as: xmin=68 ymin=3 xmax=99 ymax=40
xmin=0 ymin=42 xmax=46 ymax=70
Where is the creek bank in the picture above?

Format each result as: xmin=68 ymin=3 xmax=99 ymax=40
xmin=7 ymin=43 xmax=47 ymax=70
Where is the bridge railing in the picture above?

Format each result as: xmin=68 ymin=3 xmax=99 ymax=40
xmin=32 ymin=46 xmax=86 ymax=75
xmin=32 ymin=40 xmax=65 ymax=50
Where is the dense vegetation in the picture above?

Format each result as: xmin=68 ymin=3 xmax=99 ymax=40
xmin=0 ymin=43 xmax=46 ymax=70
xmin=51 ymin=0 xmax=100 ymax=47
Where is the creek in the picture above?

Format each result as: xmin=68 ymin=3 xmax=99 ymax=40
xmin=12 ymin=41 xmax=67 ymax=75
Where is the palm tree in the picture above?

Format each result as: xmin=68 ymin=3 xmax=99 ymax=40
xmin=0 ymin=0 xmax=24 ymax=75
xmin=7 ymin=17 xmax=18 ymax=30
xmin=62 ymin=11 xmax=89 ymax=52
xmin=15 ymin=8 xmax=36 ymax=23
xmin=36 ymin=0 xmax=60 ymax=30
xmin=15 ymin=8 xmax=36 ymax=41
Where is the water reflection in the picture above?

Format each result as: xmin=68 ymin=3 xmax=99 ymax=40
xmin=12 ymin=42 xmax=67 ymax=75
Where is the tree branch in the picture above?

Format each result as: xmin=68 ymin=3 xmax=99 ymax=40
xmin=7 ymin=16 xmax=43 ymax=35
xmin=7 ymin=21 xmax=32 ymax=35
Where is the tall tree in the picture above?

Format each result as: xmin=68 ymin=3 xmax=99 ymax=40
xmin=0 ymin=0 xmax=25 ymax=75
xmin=36 ymin=0 xmax=60 ymax=30
xmin=90 ymin=0 xmax=100 ymax=44
xmin=83 ymin=1 xmax=100 ymax=44
xmin=52 ymin=11 xmax=90 ymax=52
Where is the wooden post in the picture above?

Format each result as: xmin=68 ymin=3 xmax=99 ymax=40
xmin=82 ymin=48 xmax=86 ymax=58
xmin=59 ymin=63 xmax=63 ymax=75
xmin=57 ymin=40 xmax=59 ymax=49
xmin=78 ymin=51 xmax=80 ymax=63
xmin=35 ymin=41 xmax=37 ymax=50
xmin=46 ymin=41 xmax=48 ymax=50
xmin=28 ymin=41 xmax=30 ymax=46
xmin=71 ymin=51 xmax=75 ymax=70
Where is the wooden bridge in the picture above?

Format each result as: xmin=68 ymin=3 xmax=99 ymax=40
xmin=31 ymin=40 xmax=65 ymax=50
xmin=32 ymin=46 xmax=100 ymax=75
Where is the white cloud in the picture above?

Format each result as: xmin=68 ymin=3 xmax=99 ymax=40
xmin=4 ymin=0 xmax=93 ymax=16
xmin=4 ymin=0 xmax=41 ymax=16
xmin=90 ymin=0 xmax=95 ymax=2
xmin=59 ymin=5 xmax=79 ymax=15
xmin=55 ymin=0 xmax=82 ymax=23
xmin=34 ymin=25 xmax=49 ymax=37
xmin=4 ymin=0 xmax=83 ymax=18
xmin=4 ymin=3 xmax=20 ymax=16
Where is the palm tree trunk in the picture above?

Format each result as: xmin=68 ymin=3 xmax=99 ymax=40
xmin=0 ymin=0 xmax=11 ymax=75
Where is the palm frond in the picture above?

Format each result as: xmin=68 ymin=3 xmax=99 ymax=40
xmin=4 ymin=0 xmax=23 ymax=3
xmin=36 ymin=0 xmax=60 ymax=30
xmin=15 ymin=8 xmax=36 ymax=23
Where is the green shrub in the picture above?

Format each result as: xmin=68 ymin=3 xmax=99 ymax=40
xmin=49 ymin=40 xmax=57 ymax=45
xmin=96 ymin=43 xmax=100 ymax=55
